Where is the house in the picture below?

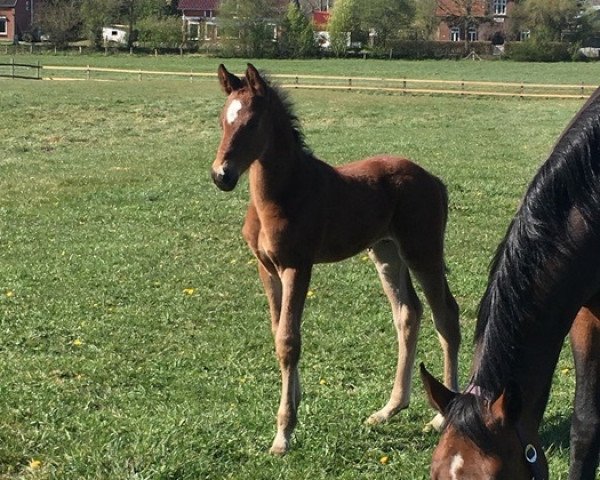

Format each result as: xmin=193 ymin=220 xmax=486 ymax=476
xmin=0 ymin=0 xmax=33 ymax=43
xmin=178 ymin=0 xmax=331 ymax=42
xmin=436 ymin=0 xmax=516 ymax=44
xmin=179 ymin=0 xmax=219 ymax=41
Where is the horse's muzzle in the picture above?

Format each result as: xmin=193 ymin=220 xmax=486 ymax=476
xmin=211 ymin=166 xmax=238 ymax=192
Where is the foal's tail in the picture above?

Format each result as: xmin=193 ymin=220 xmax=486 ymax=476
xmin=436 ymin=176 xmax=451 ymax=273
xmin=437 ymin=176 xmax=450 ymax=233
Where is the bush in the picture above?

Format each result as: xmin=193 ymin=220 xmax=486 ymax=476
xmin=504 ymin=40 xmax=573 ymax=62
xmin=369 ymin=40 xmax=494 ymax=59
xmin=137 ymin=17 xmax=182 ymax=50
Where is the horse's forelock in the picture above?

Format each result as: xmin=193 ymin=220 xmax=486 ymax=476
xmin=444 ymin=393 xmax=496 ymax=453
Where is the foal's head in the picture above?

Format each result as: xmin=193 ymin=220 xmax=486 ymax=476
xmin=420 ymin=365 xmax=547 ymax=480
xmin=212 ymin=63 xmax=272 ymax=191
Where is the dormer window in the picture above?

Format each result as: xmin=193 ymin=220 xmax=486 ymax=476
xmin=493 ymin=0 xmax=507 ymax=15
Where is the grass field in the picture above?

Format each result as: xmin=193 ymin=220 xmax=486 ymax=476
xmin=0 ymin=57 xmax=592 ymax=479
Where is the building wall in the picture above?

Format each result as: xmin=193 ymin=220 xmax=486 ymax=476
xmin=436 ymin=0 xmax=516 ymax=43
xmin=0 ymin=7 xmax=16 ymax=42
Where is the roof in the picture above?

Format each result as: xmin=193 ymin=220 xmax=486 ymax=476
xmin=178 ymin=0 xmax=220 ymax=10
xmin=0 ymin=0 xmax=17 ymax=7
xmin=436 ymin=0 xmax=486 ymax=18
xmin=312 ymin=10 xmax=330 ymax=28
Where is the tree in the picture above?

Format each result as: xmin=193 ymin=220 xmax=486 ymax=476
xmin=413 ymin=0 xmax=439 ymax=40
xmin=34 ymin=0 xmax=82 ymax=48
xmin=327 ymin=0 xmax=361 ymax=56
xmin=359 ymin=0 xmax=415 ymax=47
xmin=137 ymin=15 xmax=181 ymax=50
xmin=219 ymin=0 xmax=285 ymax=57
xmin=81 ymin=0 xmax=120 ymax=48
xmin=279 ymin=2 xmax=318 ymax=57
xmin=512 ymin=0 xmax=580 ymax=42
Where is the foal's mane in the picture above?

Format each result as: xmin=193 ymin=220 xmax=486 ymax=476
xmin=445 ymin=88 xmax=600 ymax=443
xmin=247 ymin=72 xmax=313 ymax=157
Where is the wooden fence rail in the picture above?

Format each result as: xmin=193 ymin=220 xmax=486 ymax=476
xmin=25 ymin=64 xmax=600 ymax=99
xmin=0 ymin=59 xmax=41 ymax=80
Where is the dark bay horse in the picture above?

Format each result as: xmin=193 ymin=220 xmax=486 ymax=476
xmin=211 ymin=64 xmax=460 ymax=454
xmin=422 ymin=88 xmax=600 ymax=479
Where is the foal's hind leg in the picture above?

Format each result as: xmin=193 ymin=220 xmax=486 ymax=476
xmin=366 ymin=239 xmax=424 ymax=425
xmin=411 ymin=264 xmax=460 ymax=431
xmin=569 ymin=302 xmax=600 ymax=480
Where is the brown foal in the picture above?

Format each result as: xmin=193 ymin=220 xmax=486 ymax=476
xmin=211 ymin=64 xmax=460 ymax=454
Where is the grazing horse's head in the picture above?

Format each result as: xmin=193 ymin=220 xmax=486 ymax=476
xmin=212 ymin=63 xmax=270 ymax=191
xmin=420 ymin=365 xmax=548 ymax=480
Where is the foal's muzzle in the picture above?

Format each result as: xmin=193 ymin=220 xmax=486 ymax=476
xmin=211 ymin=166 xmax=239 ymax=192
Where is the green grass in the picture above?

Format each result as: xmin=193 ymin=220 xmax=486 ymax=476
xmin=0 ymin=57 xmax=588 ymax=478
xmin=3 ymin=53 xmax=600 ymax=84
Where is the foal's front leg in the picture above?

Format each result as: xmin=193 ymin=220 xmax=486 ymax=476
xmin=269 ymin=265 xmax=311 ymax=455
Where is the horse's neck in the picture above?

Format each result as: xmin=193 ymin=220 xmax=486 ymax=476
xmin=474 ymin=299 xmax=581 ymax=431
xmin=249 ymin=126 xmax=313 ymax=204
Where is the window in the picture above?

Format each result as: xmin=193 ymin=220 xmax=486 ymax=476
xmin=520 ymin=30 xmax=530 ymax=41
xmin=450 ymin=27 xmax=461 ymax=42
xmin=0 ymin=17 xmax=6 ymax=35
xmin=468 ymin=29 xmax=478 ymax=42
xmin=204 ymin=10 xmax=213 ymax=18
xmin=320 ymin=0 xmax=331 ymax=11
xmin=493 ymin=0 xmax=507 ymax=15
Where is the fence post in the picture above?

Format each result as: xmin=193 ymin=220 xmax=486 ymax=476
xmin=37 ymin=60 xmax=40 ymax=80
xmin=11 ymin=57 xmax=14 ymax=79
xmin=348 ymin=78 xmax=352 ymax=90
xmin=520 ymin=83 xmax=524 ymax=99
xmin=295 ymin=76 xmax=298 ymax=88
xmin=86 ymin=65 xmax=90 ymax=81
xmin=461 ymin=80 xmax=464 ymax=96
xmin=190 ymin=69 xmax=193 ymax=83
xmin=139 ymin=69 xmax=142 ymax=81
xmin=581 ymin=81 xmax=585 ymax=98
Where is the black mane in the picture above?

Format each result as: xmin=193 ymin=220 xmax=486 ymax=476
xmin=445 ymin=88 xmax=600 ymax=444
xmin=472 ymin=88 xmax=600 ymax=392
xmin=244 ymin=73 xmax=313 ymax=157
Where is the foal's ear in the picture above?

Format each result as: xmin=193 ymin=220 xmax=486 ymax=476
xmin=491 ymin=382 xmax=522 ymax=426
xmin=245 ymin=63 xmax=267 ymax=97
xmin=217 ymin=64 xmax=242 ymax=95
xmin=420 ymin=363 xmax=457 ymax=413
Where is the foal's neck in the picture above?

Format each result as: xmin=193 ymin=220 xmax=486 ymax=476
xmin=250 ymin=98 xmax=313 ymax=202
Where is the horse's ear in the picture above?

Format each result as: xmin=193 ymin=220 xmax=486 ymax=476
xmin=491 ymin=382 xmax=522 ymax=425
xmin=245 ymin=63 xmax=267 ymax=97
xmin=420 ymin=363 xmax=457 ymax=413
xmin=217 ymin=64 xmax=242 ymax=95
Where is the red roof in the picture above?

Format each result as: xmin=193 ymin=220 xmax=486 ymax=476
xmin=312 ymin=11 xmax=330 ymax=28
xmin=436 ymin=0 xmax=486 ymax=17
xmin=178 ymin=0 xmax=219 ymax=10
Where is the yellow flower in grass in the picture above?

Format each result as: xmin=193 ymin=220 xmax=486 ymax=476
xmin=319 ymin=378 xmax=326 ymax=385
xmin=306 ymin=290 xmax=315 ymax=298
xmin=72 ymin=338 xmax=83 ymax=347
xmin=29 ymin=459 xmax=42 ymax=470
xmin=183 ymin=288 xmax=196 ymax=296
xmin=5 ymin=290 xmax=14 ymax=298
xmin=380 ymin=455 xmax=390 ymax=465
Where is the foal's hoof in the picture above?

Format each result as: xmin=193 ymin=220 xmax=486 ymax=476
xmin=422 ymin=412 xmax=445 ymax=433
xmin=365 ymin=404 xmax=405 ymax=425
xmin=269 ymin=436 xmax=290 ymax=456
xmin=366 ymin=411 xmax=389 ymax=425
